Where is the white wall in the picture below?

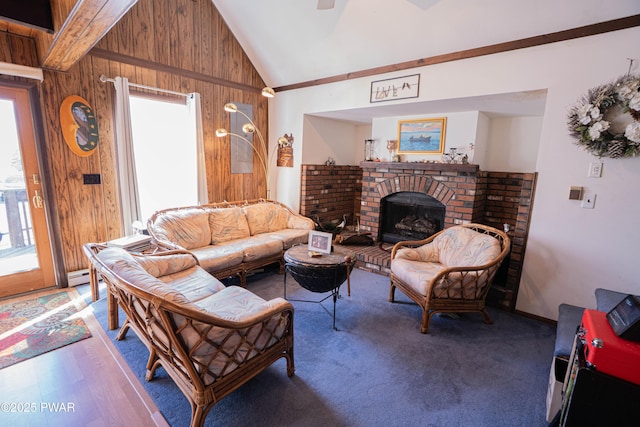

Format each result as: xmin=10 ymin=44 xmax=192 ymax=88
xmin=301 ymin=116 xmax=361 ymax=165
xmin=270 ymin=27 xmax=640 ymax=320
xmin=485 ymin=116 xmax=543 ymax=172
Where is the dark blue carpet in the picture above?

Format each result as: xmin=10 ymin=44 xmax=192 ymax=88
xmin=85 ymin=267 xmax=555 ymax=427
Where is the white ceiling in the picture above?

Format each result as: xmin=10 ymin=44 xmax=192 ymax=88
xmin=212 ymin=0 xmax=640 ymax=123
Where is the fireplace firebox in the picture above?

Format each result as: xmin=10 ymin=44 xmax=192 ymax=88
xmin=380 ymin=192 xmax=445 ymax=243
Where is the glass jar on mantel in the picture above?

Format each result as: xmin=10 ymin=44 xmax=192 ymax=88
xmin=386 ymin=139 xmax=398 ymax=161
xmin=364 ymin=139 xmax=375 ymax=161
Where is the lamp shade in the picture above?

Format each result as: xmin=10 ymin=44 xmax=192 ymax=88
xmin=261 ymin=87 xmax=275 ymax=98
xmin=215 ymin=128 xmax=229 ymax=137
xmin=223 ymin=103 xmax=238 ymax=113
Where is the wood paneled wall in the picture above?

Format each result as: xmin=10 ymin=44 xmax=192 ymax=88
xmin=1 ymin=0 xmax=269 ymax=276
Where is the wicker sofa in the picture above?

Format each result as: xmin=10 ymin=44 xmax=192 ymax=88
xmin=147 ymin=199 xmax=315 ymax=286
xmin=84 ymin=244 xmax=295 ymax=427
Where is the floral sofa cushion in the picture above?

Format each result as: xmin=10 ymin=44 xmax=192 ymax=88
xmin=134 ymin=251 xmax=198 ymax=277
xmin=147 ymin=200 xmax=316 ymax=286
xmin=97 ymin=247 xmax=226 ymax=304
xmin=150 ymin=207 xmax=211 ymax=250
xmin=243 ymin=203 xmax=292 ymax=235
xmin=209 ymin=207 xmax=251 ymax=244
xmin=97 ymin=248 xmax=191 ymax=306
xmin=173 ymin=285 xmax=291 ymax=385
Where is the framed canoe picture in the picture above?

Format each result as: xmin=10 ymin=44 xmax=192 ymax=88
xmin=60 ymin=95 xmax=99 ymax=157
xmin=397 ymin=117 xmax=447 ymax=154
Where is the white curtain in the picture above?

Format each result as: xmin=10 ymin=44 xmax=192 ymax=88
xmin=188 ymin=92 xmax=208 ymax=204
xmin=113 ymin=77 xmax=140 ymax=235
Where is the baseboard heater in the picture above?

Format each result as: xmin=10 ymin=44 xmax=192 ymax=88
xmin=67 ymin=269 xmax=92 ymax=287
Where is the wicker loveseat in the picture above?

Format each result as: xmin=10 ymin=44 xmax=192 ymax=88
xmin=147 ymin=199 xmax=315 ymax=286
xmin=84 ymin=244 xmax=295 ymax=427
xmin=389 ymin=223 xmax=510 ymax=334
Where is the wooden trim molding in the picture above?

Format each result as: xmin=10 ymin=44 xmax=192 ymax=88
xmin=274 ymin=14 xmax=640 ymax=92
xmin=89 ymin=47 xmax=262 ymax=94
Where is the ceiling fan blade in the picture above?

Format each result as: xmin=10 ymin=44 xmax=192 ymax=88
xmin=317 ymin=0 xmax=335 ymax=10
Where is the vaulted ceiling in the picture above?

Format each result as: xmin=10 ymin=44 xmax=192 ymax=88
xmin=2 ymin=1 xmax=639 ymax=121
xmin=212 ymin=0 xmax=640 ymax=122
xmin=212 ymin=0 xmax=640 ymax=89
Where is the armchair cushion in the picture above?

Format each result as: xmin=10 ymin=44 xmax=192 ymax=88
xmin=390 ymin=258 xmax=446 ymax=296
xmin=392 ymin=226 xmax=501 ymax=297
xmin=389 ymin=223 xmax=510 ymax=333
xmin=395 ymin=245 xmax=439 ymax=262
xmin=433 ymin=227 xmax=501 ymax=267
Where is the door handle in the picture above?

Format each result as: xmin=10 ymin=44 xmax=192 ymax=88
xmin=32 ymin=190 xmax=44 ymax=209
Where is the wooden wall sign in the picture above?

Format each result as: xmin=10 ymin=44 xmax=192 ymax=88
xmin=277 ymin=133 xmax=294 ymax=167
xmin=60 ymin=95 xmax=99 ymax=157
xmin=370 ymin=74 xmax=420 ymax=103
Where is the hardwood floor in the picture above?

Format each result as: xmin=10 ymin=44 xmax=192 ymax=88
xmin=0 ymin=286 xmax=168 ymax=427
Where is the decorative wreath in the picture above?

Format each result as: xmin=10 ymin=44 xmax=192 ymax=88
xmin=567 ymin=74 xmax=640 ymax=158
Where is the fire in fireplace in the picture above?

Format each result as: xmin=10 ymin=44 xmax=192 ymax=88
xmin=379 ymin=192 xmax=445 ymax=243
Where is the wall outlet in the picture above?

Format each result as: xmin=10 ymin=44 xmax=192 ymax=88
xmin=588 ymin=162 xmax=602 ymax=178
xmin=83 ymin=173 xmax=101 ymax=185
xmin=581 ymin=192 xmax=596 ymax=209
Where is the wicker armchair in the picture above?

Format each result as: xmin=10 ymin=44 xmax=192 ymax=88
xmin=84 ymin=244 xmax=295 ymax=427
xmin=389 ymin=223 xmax=510 ymax=334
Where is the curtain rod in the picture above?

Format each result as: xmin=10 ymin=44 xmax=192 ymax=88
xmin=99 ymin=74 xmax=190 ymax=98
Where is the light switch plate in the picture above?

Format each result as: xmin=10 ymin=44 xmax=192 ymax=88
xmin=588 ymin=162 xmax=602 ymax=178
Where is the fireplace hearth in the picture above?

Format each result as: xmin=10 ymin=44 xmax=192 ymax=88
xmin=380 ymin=192 xmax=444 ymax=243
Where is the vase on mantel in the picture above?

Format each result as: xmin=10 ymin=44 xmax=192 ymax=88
xmin=386 ymin=139 xmax=397 ymax=161
xmin=467 ymin=143 xmax=475 ymax=164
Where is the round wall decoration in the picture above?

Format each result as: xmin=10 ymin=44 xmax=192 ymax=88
xmin=567 ymin=74 xmax=640 ymax=158
xmin=60 ymin=95 xmax=99 ymax=157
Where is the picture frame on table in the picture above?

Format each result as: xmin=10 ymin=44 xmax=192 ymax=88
xmin=308 ymin=230 xmax=333 ymax=254
xmin=397 ymin=117 xmax=447 ymax=154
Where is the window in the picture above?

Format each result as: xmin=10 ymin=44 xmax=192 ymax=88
xmin=110 ymin=76 xmax=206 ymax=235
xmin=128 ymin=94 xmax=198 ymax=222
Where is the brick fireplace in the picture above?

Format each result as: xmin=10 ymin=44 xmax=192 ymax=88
xmin=359 ymin=161 xmax=485 ymax=240
xmin=299 ymin=162 xmax=537 ymax=312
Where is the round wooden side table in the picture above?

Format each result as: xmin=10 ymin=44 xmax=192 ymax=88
xmin=283 ymin=245 xmax=356 ymax=330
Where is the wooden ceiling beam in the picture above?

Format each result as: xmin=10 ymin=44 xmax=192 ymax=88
xmin=274 ymin=14 xmax=640 ymax=92
xmin=35 ymin=0 xmax=138 ymax=71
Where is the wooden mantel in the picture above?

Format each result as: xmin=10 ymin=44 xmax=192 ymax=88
xmin=360 ymin=161 xmax=479 ymax=173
